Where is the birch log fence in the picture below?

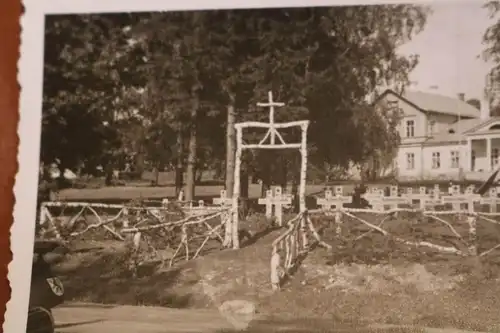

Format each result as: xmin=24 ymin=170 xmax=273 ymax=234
xmin=38 ymin=196 xmax=231 ymax=272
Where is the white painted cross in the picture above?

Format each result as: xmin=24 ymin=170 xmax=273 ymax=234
xmin=362 ymin=187 xmax=385 ymax=211
xmin=273 ymin=186 xmax=292 ymax=226
xmin=258 ymin=189 xmax=274 ymax=220
xmin=213 ymin=190 xmax=232 ymax=207
xmin=441 ymin=185 xmax=480 ymax=213
xmin=257 ymin=186 xmax=292 ymax=226
xmin=405 ymin=187 xmax=429 ymax=209
xmin=480 ymin=188 xmax=500 ymax=213
xmin=256 ymin=91 xmax=285 ymax=145
xmin=316 ymin=186 xmax=353 ymax=210
xmin=212 ymin=189 xmax=232 ymax=228
xmin=382 ymin=185 xmax=411 ymax=210
xmin=316 ymin=186 xmax=352 ymax=235
xmin=429 ymin=184 xmax=442 ymax=206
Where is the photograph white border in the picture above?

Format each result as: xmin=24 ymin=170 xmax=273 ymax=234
xmin=8 ymin=0 xmax=460 ymax=332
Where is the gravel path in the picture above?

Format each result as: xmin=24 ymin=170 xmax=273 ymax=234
xmin=54 ymin=303 xmax=234 ymax=333
xmin=53 ymin=303 xmax=491 ymax=333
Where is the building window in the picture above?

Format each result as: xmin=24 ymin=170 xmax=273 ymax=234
xmin=450 ymin=151 xmax=460 ymax=168
xmin=432 ymin=152 xmax=441 ymax=169
xmin=493 ymin=148 xmax=499 ymax=168
xmin=428 ymin=120 xmax=435 ymax=135
xmin=406 ymin=153 xmax=415 ymax=170
xmin=406 ymin=120 xmax=415 ymax=138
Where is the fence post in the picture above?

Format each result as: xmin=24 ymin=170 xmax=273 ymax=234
xmin=270 ymin=246 xmax=281 ymax=291
xmin=467 ymin=215 xmax=478 ymax=256
xmin=122 ymin=207 xmax=129 ymax=228
xmin=274 ymin=186 xmax=283 ymax=226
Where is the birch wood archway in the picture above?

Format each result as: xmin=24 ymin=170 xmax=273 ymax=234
xmin=226 ymin=91 xmax=310 ymax=249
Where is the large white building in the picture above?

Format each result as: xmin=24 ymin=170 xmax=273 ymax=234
xmin=374 ymin=89 xmax=500 ymax=181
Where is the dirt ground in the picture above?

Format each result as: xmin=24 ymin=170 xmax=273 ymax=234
xmin=54 ymin=212 xmax=500 ymax=332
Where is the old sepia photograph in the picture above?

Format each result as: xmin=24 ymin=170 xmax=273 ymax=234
xmin=11 ymin=0 xmax=500 ymax=332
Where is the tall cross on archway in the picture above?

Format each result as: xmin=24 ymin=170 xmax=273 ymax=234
xmin=257 ymin=91 xmax=285 ymax=144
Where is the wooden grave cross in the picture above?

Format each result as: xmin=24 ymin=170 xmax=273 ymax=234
xmin=315 ymin=186 xmax=352 ymax=235
xmin=480 ymin=187 xmax=500 ymax=213
xmin=383 ymin=185 xmax=411 ymax=210
xmin=362 ymin=187 xmax=385 ymax=211
xmin=441 ymin=185 xmax=462 ymax=211
xmin=428 ymin=184 xmax=442 ymax=207
xmin=257 ymin=186 xmax=292 ymax=226
xmin=258 ymin=189 xmax=274 ymax=220
xmin=213 ymin=190 xmax=232 ymax=207
xmin=273 ymin=186 xmax=293 ymax=226
xmin=405 ymin=186 xmax=430 ymax=209
xmin=212 ymin=190 xmax=232 ymax=226
xmin=316 ymin=186 xmax=353 ymax=211
xmin=441 ymin=185 xmax=480 ymax=213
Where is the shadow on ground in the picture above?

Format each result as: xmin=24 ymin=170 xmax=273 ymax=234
xmin=55 ymin=320 xmax=105 ymax=329
xmin=58 ymin=248 xmax=204 ymax=307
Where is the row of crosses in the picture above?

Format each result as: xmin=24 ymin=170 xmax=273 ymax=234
xmin=315 ymin=185 xmax=500 ymax=213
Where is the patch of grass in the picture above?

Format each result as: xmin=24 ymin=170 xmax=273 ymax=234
xmin=57 ymin=245 xmax=209 ymax=308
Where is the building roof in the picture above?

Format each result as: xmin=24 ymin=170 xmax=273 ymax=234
xmin=423 ymin=118 xmax=500 ymax=145
xmin=448 ymin=118 xmax=483 ymax=134
xmin=424 ymin=133 xmax=465 ymax=144
xmin=402 ymin=91 xmax=480 ymax=118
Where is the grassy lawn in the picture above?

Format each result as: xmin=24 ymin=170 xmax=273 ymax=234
xmin=57 ymin=184 xmax=335 ymax=201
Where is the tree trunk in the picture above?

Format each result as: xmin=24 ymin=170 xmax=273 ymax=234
xmin=105 ymin=163 xmax=113 ymax=186
xmin=196 ymin=168 xmax=203 ymax=184
xmin=291 ymin=156 xmax=300 ymax=213
xmin=134 ymin=151 xmax=145 ymax=176
xmin=175 ymin=130 xmax=184 ymax=197
xmin=240 ymin=156 xmax=250 ymax=218
xmin=225 ymin=98 xmax=236 ymax=197
xmin=154 ymin=162 xmax=160 ymax=186
xmin=185 ymin=94 xmax=198 ymax=202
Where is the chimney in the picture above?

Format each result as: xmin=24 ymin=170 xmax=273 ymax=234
xmin=481 ymin=98 xmax=491 ymax=120
xmin=457 ymin=93 xmax=465 ymax=101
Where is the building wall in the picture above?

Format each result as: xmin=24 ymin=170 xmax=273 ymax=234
xmin=396 ymin=145 xmax=422 ymax=179
xmin=397 ymin=143 xmax=467 ymax=180
xmin=421 ymin=144 xmax=466 ymax=179
xmin=469 ymin=137 xmax=500 ymax=171
xmin=426 ymin=113 xmax=458 ymax=136
xmin=381 ymin=93 xmax=428 ymax=145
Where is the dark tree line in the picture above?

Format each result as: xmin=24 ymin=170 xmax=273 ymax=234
xmin=42 ymin=5 xmax=431 ymax=200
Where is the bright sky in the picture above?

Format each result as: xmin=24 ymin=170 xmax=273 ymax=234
xmin=398 ymin=0 xmax=496 ymax=101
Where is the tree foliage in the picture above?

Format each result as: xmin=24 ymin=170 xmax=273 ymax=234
xmin=42 ymin=14 xmax=147 ymax=172
xmin=42 ymin=5 xmax=430 ymax=189
xmin=483 ymin=1 xmax=500 ymax=107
